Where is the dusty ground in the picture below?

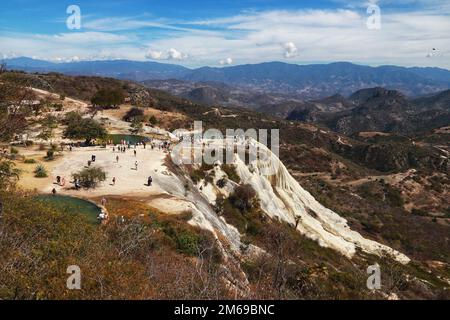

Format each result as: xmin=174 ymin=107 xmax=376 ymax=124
xmin=10 ymin=89 xmax=195 ymax=215
xmin=29 ymin=144 xmax=193 ymax=215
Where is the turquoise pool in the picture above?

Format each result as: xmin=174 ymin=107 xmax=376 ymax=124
xmin=35 ymin=195 xmax=101 ymax=224
xmin=108 ymin=134 xmax=150 ymax=145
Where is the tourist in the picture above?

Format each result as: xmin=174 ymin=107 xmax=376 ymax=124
xmin=88 ymin=160 xmax=91 ymax=166
xmin=116 ymin=155 xmax=119 ymax=163
xmin=51 ymin=188 xmax=57 ymax=195
xmin=56 ymin=176 xmax=61 ymax=185
xmin=98 ymin=210 xmax=107 ymax=221
xmin=135 ymin=161 xmax=138 ymax=170
xmin=148 ymin=176 xmax=153 ymax=186
xmin=134 ymin=150 xmax=137 ymax=157
xmin=112 ymin=177 xmax=116 ymax=185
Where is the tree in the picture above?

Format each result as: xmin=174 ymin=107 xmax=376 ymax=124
xmin=0 ymin=160 xmax=20 ymax=190
xmin=130 ymin=118 xmax=144 ymax=134
xmin=0 ymin=74 xmax=38 ymax=142
xmin=72 ymin=167 xmax=107 ymax=189
xmin=63 ymin=116 xmax=107 ymax=145
xmin=0 ymin=62 xmax=6 ymax=74
xmin=37 ymin=114 xmax=58 ymax=143
xmin=91 ymin=88 xmax=125 ymax=109
xmin=123 ymin=107 xmax=144 ymax=122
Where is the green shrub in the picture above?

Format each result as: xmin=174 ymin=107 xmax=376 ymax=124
xmin=34 ymin=164 xmax=48 ymax=178
xmin=149 ymin=115 xmax=158 ymax=125
xmin=190 ymin=170 xmax=204 ymax=184
xmin=229 ymin=184 xmax=257 ymax=213
xmin=46 ymin=149 xmax=55 ymax=160
xmin=175 ymin=232 xmax=201 ymax=256
xmin=221 ymin=164 xmax=241 ymax=183
xmin=24 ymin=158 xmax=37 ymax=164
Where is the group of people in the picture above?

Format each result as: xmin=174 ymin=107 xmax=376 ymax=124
xmin=114 ymin=146 xmax=129 ymax=153
xmin=56 ymin=175 xmax=66 ymax=186
xmin=98 ymin=197 xmax=109 ymax=222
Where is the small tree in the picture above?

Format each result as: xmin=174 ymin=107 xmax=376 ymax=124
xmin=91 ymin=88 xmax=125 ymax=109
xmin=37 ymin=115 xmax=58 ymax=143
xmin=72 ymin=167 xmax=106 ymax=189
xmin=149 ymin=115 xmax=158 ymax=126
xmin=130 ymin=118 xmax=144 ymax=134
xmin=123 ymin=107 xmax=144 ymax=122
xmin=0 ymin=160 xmax=20 ymax=189
xmin=63 ymin=117 xmax=107 ymax=145
xmin=0 ymin=75 xmax=37 ymax=142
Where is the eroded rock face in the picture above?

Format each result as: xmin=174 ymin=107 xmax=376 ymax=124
xmin=173 ymin=138 xmax=410 ymax=264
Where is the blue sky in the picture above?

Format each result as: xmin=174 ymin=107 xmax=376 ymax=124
xmin=1 ymin=0 xmax=449 ymax=68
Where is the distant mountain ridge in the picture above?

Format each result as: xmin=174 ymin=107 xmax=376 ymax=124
xmin=285 ymin=87 xmax=450 ymax=135
xmin=4 ymin=57 xmax=190 ymax=81
xmin=4 ymin=57 xmax=450 ymax=99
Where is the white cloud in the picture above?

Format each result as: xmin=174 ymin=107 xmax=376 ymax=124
xmin=144 ymin=48 xmax=188 ymax=61
xmin=283 ymin=42 xmax=299 ymax=58
xmin=146 ymin=50 xmax=164 ymax=60
xmin=219 ymin=57 xmax=233 ymax=65
xmin=167 ymin=48 xmax=188 ymax=60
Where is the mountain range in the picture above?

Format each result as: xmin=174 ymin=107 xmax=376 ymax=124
xmin=285 ymin=87 xmax=450 ymax=135
xmin=5 ymin=57 xmax=450 ymax=99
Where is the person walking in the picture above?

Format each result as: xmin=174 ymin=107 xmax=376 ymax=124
xmin=116 ymin=155 xmax=119 ymax=163
xmin=134 ymin=150 xmax=137 ymax=157
xmin=135 ymin=161 xmax=138 ymax=171
xmin=112 ymin=177 xmax=116 ymax=185
xmin=147 ymin=176 xmax=153 ymax=186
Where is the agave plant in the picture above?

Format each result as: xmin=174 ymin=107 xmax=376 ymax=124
xmin=34 ymin=164 xmax=48 ymax=178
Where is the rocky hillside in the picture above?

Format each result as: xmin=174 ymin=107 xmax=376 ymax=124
xmin=283 ymin=87 xmax=450 ymax=136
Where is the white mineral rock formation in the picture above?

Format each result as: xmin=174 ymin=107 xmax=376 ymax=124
xmin=231 ymin=141 xmax=410 ymax=264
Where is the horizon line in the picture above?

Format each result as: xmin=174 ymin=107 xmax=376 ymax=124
xmin=3 ymin=56 xmax=450 ymax=72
